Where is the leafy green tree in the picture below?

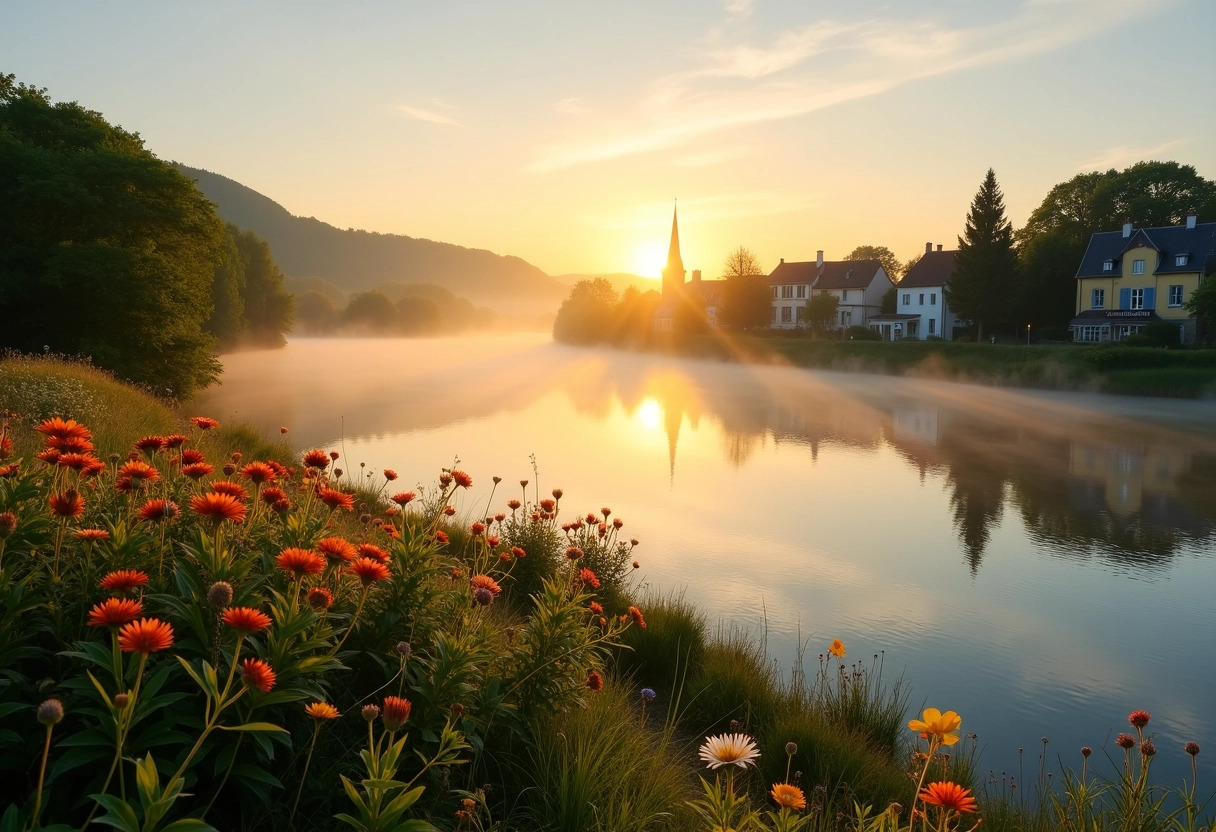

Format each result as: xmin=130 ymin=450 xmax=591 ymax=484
xmin=719 ymin=246 xmax=770 ymax=330
xmin=207 ymin=230 xmax=247 ymax=348
xmin=1185 ymin=273 xmax=1216 ymax=342
xmin=804 ymin=293 xmax=839 ymax=337
xmin=553 ymin=278 xmax=619 ymax=345
xmin=945 ymin=169 xmax=1019 ymax=340
xmin=344 ymin=290 xmax=398 ymax=331
xmin=844 ymin=245 xmax=901 ymax=281
xmin=397 ymin=296 xmax=442 ymax=334
xmin=1016 ymin=230 xmax=1078 ymax=329
xmin=1092 ymin=161 xmax=1216 ymax=230
xmin=901 ymin=253 xmax=922 ymax=279
xmin=0 ymin=74 xmax=224 ymax=396
xmin=880 ymin=285 xmax=897 ymax=315
xmin=294 ymin=290 xmax=340 ymax=334
xmin=233 ymin=228 xmax=293 ymax=346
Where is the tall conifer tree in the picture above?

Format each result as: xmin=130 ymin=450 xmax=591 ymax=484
xmin=945 ymin=169 xmax=1019 ymax=340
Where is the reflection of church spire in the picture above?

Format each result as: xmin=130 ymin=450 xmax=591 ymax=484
xmin=661 ymin=202 xmax=686 ymax=300
xmin=664 ymin=403 xmax=682 ymax=486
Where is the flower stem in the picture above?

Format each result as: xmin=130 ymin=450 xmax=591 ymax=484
xmin=289 ymin=722 xmax=322 ymax=824
xmin=330 ymin=588 xmax=368 ymax=655
xmin=31 ymin=722 xmax=53 ymax=829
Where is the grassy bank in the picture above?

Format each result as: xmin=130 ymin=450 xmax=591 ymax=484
xmin=667 ymin=336 xmax=1216 ymax=399
xmin=0 ymin=355 xmax=1211 ymax=831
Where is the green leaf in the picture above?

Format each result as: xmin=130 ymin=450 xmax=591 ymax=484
xmin=159 ymin=821 xmax=220 ymax=832
xmin=134 ymin=752 xmax=161 ymax=809
xmin=86 ymin=670 xmax=114 ymax=707
xmin=88 ymin=794 xmax=141 ymax=832
xmin=175 ymin=656 xmax=218 ymax=699
xmin=0 ymin=701 xmax=26 ymax=719
xmin=215 ymin=721 xmax=287 ymax=733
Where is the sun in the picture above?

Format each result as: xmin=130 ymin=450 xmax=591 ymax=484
xmin=636 ymin=398 xmax=662 ymax=431
xmin=630 ymin=240 xmax=667 ymax=279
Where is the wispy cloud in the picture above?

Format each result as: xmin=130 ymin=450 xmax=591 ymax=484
xmin=528 ymin=0 xmax=1171 ymax=173
xmin=724 ymin=0 xmax=755 ymax=19
xmin=398 ymin=104 xmax=462 ymax=127
xmin=593 ymin=191 xmax=817 ymax=230
xmin=1078 ymin=139 xmax=1186 ymax=171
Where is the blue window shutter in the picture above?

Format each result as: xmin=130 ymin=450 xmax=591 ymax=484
xmin=1119 ymin=288 xmax=1130 ymax=309
xmin=1144 ymin=287 xmax=1155 ymax=309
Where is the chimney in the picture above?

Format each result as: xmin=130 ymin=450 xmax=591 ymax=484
xmin=925 ymin=242 xmax=932 ymax=254
xmin=1122 ymin=220 xmax=1133 ymax=238
xmin=691 ymin=269 xmax=701 ymax=282
xmin=937 ymin=244 xmax=943 ymax=252
xmin=1187 ymin=209 xmax=1197 ymax=230
xmin=780 ymin=258 xmax=785 ymax=264
xmin=816 ymin=250 xmax=824 ymax=268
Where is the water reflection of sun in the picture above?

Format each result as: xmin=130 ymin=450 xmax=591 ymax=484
xmin=636 ymin=398 xmax=662 ymax=430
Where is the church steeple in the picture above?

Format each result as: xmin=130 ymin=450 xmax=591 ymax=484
xmin=661 ymin=202 xmax=685 ymax=299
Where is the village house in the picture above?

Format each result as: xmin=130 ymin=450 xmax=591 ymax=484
xmin=767 ymin=251 xmax=892 ymax=330
xmin=1069 ymin=212 xmax=1216 ymax=344
xmin=869 ymin=243 xmax=961 ymax=340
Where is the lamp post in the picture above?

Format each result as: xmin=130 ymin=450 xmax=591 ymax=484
xmin=1026 ymin=323 xmax=1031 ymax=346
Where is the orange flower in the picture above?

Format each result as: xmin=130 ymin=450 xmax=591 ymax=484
xmin=190 ymin=416 xmax=220 ymax=430
xmin=305 ymin=702 xmax=340 ymax=720
xmin=210 ymin=481 xmax=250 ymax=502
xmin=307 ymin=587 xmax=334 ymax=610
xmin=81 ymin=458 xmax=106 ymax=478
xmin=240 ymin=658 xmax=276 ymax=692
xmin=260 ymin=487 xmax=287 ymax=506
xmin=162 ymin=434 xmax=189 ymax=449
xmin=908 ymin=709 xmax=962 ymax=746
xmin=74 ymin=529 xmax=112 ymax=542
xmin=88 ymin=598 xmax=143 ymax=627
xmin=49 ymin=490 xmax=84 ymax=518
xmin=36 ymin=449 xmax=61 ymax=465
xmin=239 ymin=462 xmax=276 ymax=485
xmin=318 ymin=487 xmax=354 ymax=511
xmin=391 ymin=491 xmax=415 ymax=506
xmin=349 ymin=557 xmax=391 ymax=585
xmin=434 ymin=530 xmax=449 ymax=544
xmin=828 ymin=639 xmax=846 ymax=658
xmin=100 ymin=569 xmax=149 ymax=592
xmin=182 ymin=462 xmax=214 ymax=480
xmin=511 ymin=546 xmax=526 ymax=558
xmin=277 ymin=547 xmax=326 ymax=577
xmin=190 ymin=493 xmax=247 ymax=524
xmin=56 ymin=452 xmax=96 ymax=471
xmin=357 ymin=543 xmax=390 ymax=563
xmin=317 ymin=537 xmax=357 ymax=562
xmin=181 ymin=449 xmax=206 ymax=465
xmin=918 ymin=782 xmax=977 ymax=814
xmin=587 ymin=670 xmax=604 ymax=691
xmin=629 ymin=606 xmax=647 ymax=629
xmin=381 ymin=696 xmax=411 ymax=731
xmin=118 ymin=460 xmax=160 ymax=485
xmin=138 ymin=499 xmax=180 ymax=522
xmin=134 ymin=436 xmax=164 ymax=456
xmin=451 ymin=470 xmax=473 ymax=488
xmin=589 ymin=601 xmax=604 ymax=615
xmin=117 ymin=618 xmax=175 ymax=654
xmin=302 ymin=449 xmax=330 ymax=469
xmin=383 ymin=469 xmax=398 ymax=481
xmin=469 ymin=574 xmax=502 ymax=597
xmin=579 ymin=568 xmax=600 ymax=589
xmin=771 ymin=783 xmax=807 ymax=810
xmin=222 ymin=607 xmax=273 ymax=633
xmin=36 ymin=417 xmax=92 ymax=442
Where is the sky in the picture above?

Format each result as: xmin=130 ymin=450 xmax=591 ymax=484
xmin=5 ymin=0 xmax=1215 ymax=279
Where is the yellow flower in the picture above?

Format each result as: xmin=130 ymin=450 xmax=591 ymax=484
xmin=771 ymin=782 xmax=807 ymax=810
xmin=828 ymin=639 xmax=846 ymax=658
xmin=908 ymin=708 xmax=961 ymax=746
xmin=305 ymin=702 xmax=340 ymax=720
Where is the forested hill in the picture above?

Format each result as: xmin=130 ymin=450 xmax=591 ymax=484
xmin=175 ymin=164 xmax=566 ymax=311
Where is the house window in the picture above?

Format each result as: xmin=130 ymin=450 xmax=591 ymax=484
xmin=796 ymin=306 xmax=806 ymax=322
xmin=781 ymin=306 xmax=792 ymax=323
xmin=840 ymin=310 xmax=851 ymax=326
xmin=902 ymin=293 xmax=910 ymax=305
xmin=1169 ymin=285 xmax=1184 ymax=306
xmin=772 ymin=306 xmax=778 ymax=322
xmin=928 ymin=318 xmax=935 ymax=335
xmin=1130 ymin=288 xmax=1145 ymax=310
xmin=930 ymin=293 xmax=936 ymax=305
xmin=1176 ymin=254 xmax=1188 ymax=267
xmin=1091 ymin=288 xmax=1105 ymax=309
xmin=781 ymin=285 xmax=793 ymax=299
xmin=841 ymin=289 xmax=849 ymax=302
xmin=796 ymin=285 xmax=806 ymax=299
xmin=772 ymin=287 xmax=778 ymax=299
xmin=1132 ymin=259 xmax=1145 ymax=275
xmin=917 ymin=293 xmax=923 ymax=305
xmin=1103 ymin=260 xmax=1114 ymax=271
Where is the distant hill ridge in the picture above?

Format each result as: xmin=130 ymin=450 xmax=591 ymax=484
xmin=175 ymin=165 xmax=565 ymax=311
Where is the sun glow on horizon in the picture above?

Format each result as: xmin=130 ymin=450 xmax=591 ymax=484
xmin=630 ymin=240 xmax=668 ymax=279
xmin=636 ymin=398 xmax=662 ymax=431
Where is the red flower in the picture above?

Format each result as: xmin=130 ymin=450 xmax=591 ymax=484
xmin=88 ymin=598 xmax=143 ymax=627
xmin=434 ymin=530 xmax=449 ymax=544
xmin=117 ymin=618 xmax=174 ymax=654
xmin=317 ymin=537 xmax=357 ymax=562
xmin=260 ymin=487 xmax=287 ymax=505
xmin=137 ymin=499 xmax=180 ymax=523
xmin=507 ymin=499 xmax=521 ymax=510
xmin=190 ymin=416 xmax=220 ymax=430
xmin=587 ymin=671 xmax=604 ymax=691
xmin=210 ymin=481 xmax=250 ymax=502
xmin=222 ymin=607 xmax=273 ymax=633
xmin=381 ymin=696 xmax=412 ymax=731
xmin=469 ymin=574 xmax=502 ymax=597
xmin=589 ymin=601 xmax=603 ymax=615
xmin=302 ymin=449 xmax=330 ymax=469
xmin=74 ymin=529 xmax=112 ymax=542
xmin=56 ymin=452 xmax=95 ymax=471
xmin=307 ymin=587 xmax=334 ymax=610
xmin=451 ymin=470 xmax=473 ymax=488
xmin=100 ymin=569 xmax=148 ymax=592
xmin=162 ymin=434 xmax=189 ymax=449
xmin=511 ymin=546 xmax=526 ymax=558
xmin=49 ymin=490 xmax=84 ymax=518
xmin=565 ymin=547 xmax=583 ymax=560
xmin=318 ymin=487 xmax=355 ymax=511
xmin=470 ymin=522 xmax=486 ymax=535
xmin=1116 ymin=733 xmax=1136 ymax=749
xmin=539 ymin=498 xmax=555 ymax=512
xmin=181 ymin=449 xmax=206 ymax=465
xmin=182 ymin=462 xmax=214 ymax=480
xmin=328 ymin=451 xmax=339 ymax=461
xmin=118 ymin=460 xmax=159 ymax=486
xmin=134 ymin=436 xmax=164 ymax=456
xmin=36 ymin=417 xmax=92 ymax=442
xmin=190 ymin=493 xmax=247 ymax=524
xmin=240 ymin=462 xmax=276 ymax=485
xmin=918 ymin=782 xmax=977 ymax=814
xmin=391 ymin=491 xmax=415 ymax=506
xmin=349 ymin=557 xmax=391 ymax=585
xmin=357 ymin=543 xmax=390 ymax=563
xmin=629 ymin=606 xmax=647 ymax=629
xmin=36 ymin=449 xmax=61 ymax=465
xmin=383 ymin=469 xmax=398 ymax=481
xmin=1129 ymin=710 xmax=1151 ymax=729
xmin=277 ymin=548 xmax=326 ymax=577
xmin=240 ymin=658 xmax=276 ymax=692
xmin=579 ymin=568 xmax=600 ymax=589
xmin=81 ymin=458 xmax=106 ymax=478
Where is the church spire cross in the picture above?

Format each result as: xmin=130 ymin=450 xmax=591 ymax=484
xmin=661 ymin=201 xmax=685 ymax=299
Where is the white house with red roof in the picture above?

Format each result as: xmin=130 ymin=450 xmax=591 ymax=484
xmin=767 ymin=250 xmax=893 ymax=330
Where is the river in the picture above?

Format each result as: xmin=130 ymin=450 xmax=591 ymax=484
xmin=196 ymin=333 xmax=1216 ymax=787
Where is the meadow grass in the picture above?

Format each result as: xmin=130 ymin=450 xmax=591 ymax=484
xmin=614 ymin=589 xmax=707 ymax=699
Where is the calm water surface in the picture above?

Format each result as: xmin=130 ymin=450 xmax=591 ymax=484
xmin=197 ymin=334 xmax=1216 ymax=784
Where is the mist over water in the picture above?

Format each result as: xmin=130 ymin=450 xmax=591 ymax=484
xmin=196 ymin=333 xmax=1216 ymax=785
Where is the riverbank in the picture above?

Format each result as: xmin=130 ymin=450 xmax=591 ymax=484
xmin=648 ymin=335 xmax=1216 ymax=399
xmin=1 ymin=355 xmax=1211 ymax=831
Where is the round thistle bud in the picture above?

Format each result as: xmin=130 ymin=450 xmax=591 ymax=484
xmin=362 ymin=704 xmax=380 ymax=722
xmin=450 ymin=702 xmax=465 ymax=716
xmin=1081 ymin=746 xmax=1092 ymax=758
xmin=492 ymin=476 xmax=502 ymax=484
xmin=222 ymin=463 xmax=237 ymax=475
xmin=333 ymin=468 xmax=343 ymax=478
xmin=207 ymin=581 xmax=234 ymax=607
xmin=1140 ymin=739 xmax=1156 ymax=758
xmin=786 ymin=741 xmax=799 ymax=756
xmin=37 ymin=698 xmax=64 ymax=726
xmin=0 ymin=511 xmax=16 ymax=538
xmin=114 ymin=693 xmax=130 ymax=709
xmin=395 ymin=641 xmax=412 ymax=659
xmin=1185 ymin=741 xmax=1200 ymax=756
xmin=640 ymin=687 xmax=656 ymax=701
xmin=1129 ymin=710 xmax=1151 ymax=729
xmin=109 ymin=453 xmax=122 ymax=463
xmin=1116 ymin=733 xmax=1136 ymax=749
xmin=473 ymin=587 xmax=493 ymax=606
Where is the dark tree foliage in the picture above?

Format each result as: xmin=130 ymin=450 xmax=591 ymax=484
xmin=945 ymin=169 xmax=1019 ymax=340
xmin=553 ymin=278 xmax=619 ymax=345
xmin=880 ymin=285 xmax=897 ymax=315
xmin=804 ymin=293 xmax=838 ymax=336
xmin=0 ymin=74 xmax=224 ymax=396
xmin=397 ymin=296 xmax=443 ymax=334
xmin=1016 ymin=230 xmax=1078 ymax=330
xmin=232 ymin=227 xmax=293 ymax=346
xmin=718 ymin=246 xmax=771 ymax=330
xmin=844 ymin=245 xmax=902 ymax=281
xmin=294 ymin=290 xmax=340 ymax=334
xmin=207 ymin=231 xmax=247 ymax=347
xmin=344 ymin=290 xmax=399 ymax=330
